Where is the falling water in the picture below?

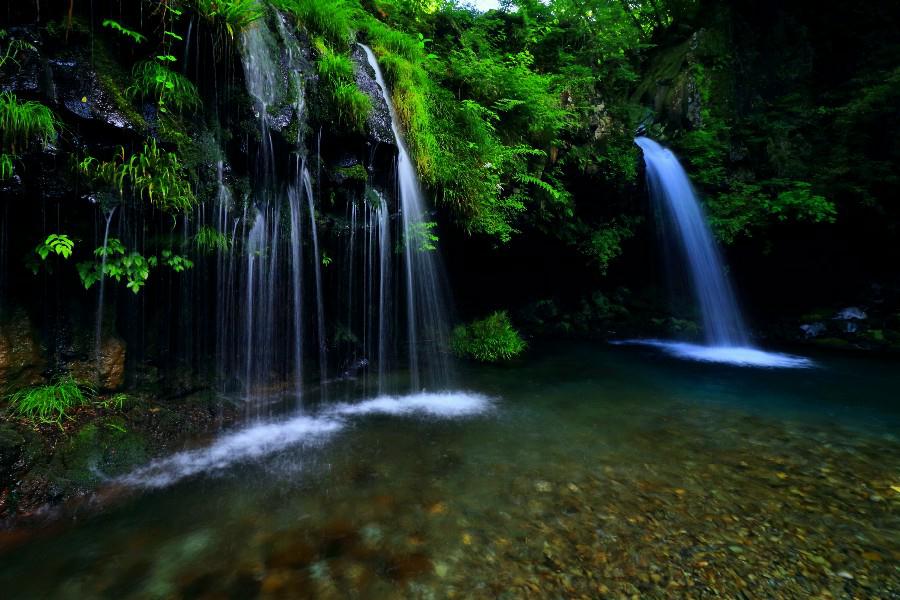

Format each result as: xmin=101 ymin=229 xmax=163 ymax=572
xmin=632 ymin=137 xmax=811 ymax=368
xmin=359 ymin=44 xmax=452 ymax=390
xmin=302 ymin=166 xmax=327 ymax=384
xmin=95 ymin=206 xmax=117 ymax=365
xmin=636 ymin=137 xmax=748 ymax=346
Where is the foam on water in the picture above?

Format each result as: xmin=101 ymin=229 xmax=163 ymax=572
xmin=614 ymin=339 xmax=814 ymax=368
xmin=121 ymin=392 xmax=491 ymax=488
xmin=330 ymin=391 xmax=491 ymax=418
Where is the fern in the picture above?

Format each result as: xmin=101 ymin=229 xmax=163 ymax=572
xmin=102 ymin=19 xmax=146 ymax=44
xmin=195 ymin=0 xmax=265 ymax=37
xmin=79 ymin=140 xmax=197 ymax=212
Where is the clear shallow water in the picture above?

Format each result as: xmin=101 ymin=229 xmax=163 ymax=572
xmin=2 ymin=343 xmax=899 ymax=598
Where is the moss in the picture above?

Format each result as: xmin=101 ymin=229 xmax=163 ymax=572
xmin=336 ymin=163 xmax=368 ymax=182
xmin=50 ymin=420 xmax=147 ymax=488
xmin=90 ymin=36 xmax=148 ymax=132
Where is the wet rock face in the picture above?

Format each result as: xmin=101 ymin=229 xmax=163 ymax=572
xmin=351 ymin=45 xmax=395 ymax=147
xmin=0 ymin=310 xmax=44 ymax=389
xmin=69 ymin=336 xmax=127 ymax=391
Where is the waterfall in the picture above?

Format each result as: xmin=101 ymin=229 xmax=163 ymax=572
xmin=95 ymin=206 xmax=117 ymax=366
xmin=631 ymin=137 xmax=811 ymax=368
xmin=636 ymin=137 xmax=748 ymax=346
xmin=209 ymin=15 xmax=320 ymax=405
xmin=359 ymin=44 xmax=452 ymax=391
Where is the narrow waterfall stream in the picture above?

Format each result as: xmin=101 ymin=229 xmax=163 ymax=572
xmin=359 ymin=43 xmax=453 ymax=391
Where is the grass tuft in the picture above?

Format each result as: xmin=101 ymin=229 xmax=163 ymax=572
xmin=0 ymin=92 xmax=57 ymax=151
xmin=6 ymin=377 xmax=95 ymax=428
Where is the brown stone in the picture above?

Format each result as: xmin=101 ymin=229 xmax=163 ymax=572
xmin=0 ymin=310 xmax=44 ymax=389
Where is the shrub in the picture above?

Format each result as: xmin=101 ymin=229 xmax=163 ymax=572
xmin=6 ymin=377 xmax=95 ymax=428
xmin=450 ymin=311 xmax=527 ymax=363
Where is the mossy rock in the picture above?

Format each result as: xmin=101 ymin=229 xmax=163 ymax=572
xmin=48 ymin=419 xmax=148 ymax=489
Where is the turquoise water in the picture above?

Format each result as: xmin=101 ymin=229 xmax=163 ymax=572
xmin=2 ymin=342 xmax=899 ymax=598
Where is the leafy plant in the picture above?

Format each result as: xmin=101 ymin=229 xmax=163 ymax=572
xmin=404 ymin=221 xmax=439 ymax=252
xmin=195 ymin=0 xmax=265 ymax=37
xmin=102 ymin=19 xmax=146 ymax=44
xmin=0 ymin=29 xmax=37 ymax=70
xmin=193 ymin=225 xmax=231 ymax=254
xmin=127 ymin=61 xmax=201 ymax=115
xmin=77 ymin=239 xmax=193 ymax=294
xmin=450 ymin=311 xmax=527 ymax=363
xmin=34 ymin=234 xmax=75 ymax=260
xmin=6 ymin=377 xmax=94 ymax=428
xmin=99 ymin=393 xmax=129 ymax=411
xmin=78 ymin=140 xmax=197 ymax=212
xmin=313 ymin=39 xmax=371 ymax=132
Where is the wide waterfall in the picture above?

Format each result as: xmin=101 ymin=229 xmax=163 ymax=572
xmin=633 ymin=137 xmax=811 ymax=368
xmin=360 ymin=44 xmax=453 ymax=390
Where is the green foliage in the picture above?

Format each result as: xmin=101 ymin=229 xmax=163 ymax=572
xmin=102 ymin=19 xmax=146 ymax=44
xmin=313 ymin=40 xmax=372 ymax=132
xmin=35 ymin=234 xmax=75 ymax=260
xmin=6 ymin=377 xmax=94 ymax=428
xmin=193 ymin=226 xmax=231 ymax=254
xmin=275 ymin=0 xmax=357 ymax=47
xmin=0 ymin=92 xmax=57 ymax=151
xmin=127 ymin=61 xmax=201 ymax=115
xmin=0 ymin=153 xmax=13 ymax=179
xmin=78 ymin=140 xmax=197 ymax=212
xmin=580 ymin=219 xmax=639 ymax=274
xmin=450 ymin=311 xmax=527 ymax=363
xmin=194 ymin=0 xmax=264 ymax=37
xmin=0 ymin=29 xmax=37 ymax=70
xmin=77 ymin=239 xmax=194 ymax=294
xmin=404 ymin=221 xmax=439 ymax=252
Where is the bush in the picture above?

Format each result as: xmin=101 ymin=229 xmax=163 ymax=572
xmin=6 ymin=377 xmax=95 ymax=428
xmin=450 ymin=311 xmax=527 ymax=363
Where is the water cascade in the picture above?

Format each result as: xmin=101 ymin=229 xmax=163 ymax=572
xmin=633 ymin=137 xmax=811 ymax=368
xmin=359 ymin=44 xmax=453 ymax=390
xmin=207 ymin=15 xmax=321 ymax=406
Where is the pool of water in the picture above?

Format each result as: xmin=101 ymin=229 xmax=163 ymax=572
xmin=2 ymin=342 xmax=899 ymax=598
